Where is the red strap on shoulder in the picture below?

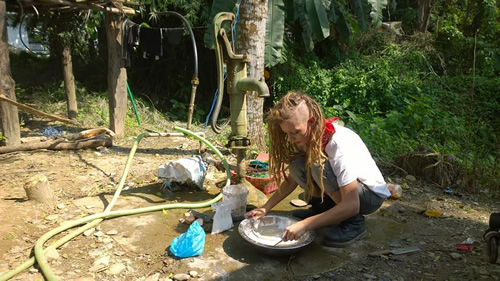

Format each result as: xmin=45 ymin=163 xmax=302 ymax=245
xmin=321 ymin=117 xmax=339 ymax=151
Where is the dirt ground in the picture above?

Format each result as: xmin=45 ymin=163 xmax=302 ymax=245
xmin=1 ymin=124 xmax=499 ymax=281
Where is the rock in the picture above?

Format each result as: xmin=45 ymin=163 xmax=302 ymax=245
xmin=173 ymin=273 xmax=190 ymax=281
xmin=450 ymin=253 xmax=462 ymax=260
xmin=74 ymin=276 xmax=95 ymax=281
xmin=88 ymin=248 xmax=105 ymax=257
xmin=93 ymin=255 xmax=110 ymax=266
xmin=102 ymin=237 xmax=113 ymax=244
xmin=109 ymin=263 xmax=126 ymax=275
xmin=29 ymin=268 xmax=39 ymax=273
xmin=405 ymin=175 xmax=416 ymax=182
xmin=189 ymin=270 xmax=198 ymax=278
xmin=57 ymin=203 xmax=66 ymax=209
xmin=93 ymin=231 xmax=104 ymax=237
xmin=89 ymin=263 xmax=107 ymax=272
xmin=363 ymin=273 xmax=377 ymax=279
xmin=83 ymin=228 xmax=95 ymax=236
xmin=45 ymin=214 xmax=59 ymax=221
xmin=313 ymin=274 xmax=321 ymax=279
xmin=145 ymin=273 xmax=161 ymax=281
xmin=106 ymin=229 xmax=118 ymax=235
xmin=45 ymin=248 xmax=60 ymax=261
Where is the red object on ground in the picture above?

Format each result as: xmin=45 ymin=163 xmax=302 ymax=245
xmin=456 ymin=243 xmax=472 ymax=252
xmin=230 ymin=170 xmax=278 ymax=194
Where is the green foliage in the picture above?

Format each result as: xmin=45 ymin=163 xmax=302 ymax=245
xmin=270 ymin=29 xmax=499 ymax=189
xmin=265 ymin=0 xmax=286 ymax=67
xmin=166 ymin=99 xmax=206 ymax=125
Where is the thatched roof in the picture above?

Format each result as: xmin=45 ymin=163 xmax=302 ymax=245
xmin=9 ymin=0 xmax=138 ymax=15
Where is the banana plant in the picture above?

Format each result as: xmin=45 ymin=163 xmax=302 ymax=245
xmin=203 ymin=0 xmax=389 ymax=67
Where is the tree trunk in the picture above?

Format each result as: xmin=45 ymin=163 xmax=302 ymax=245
xmin=416 ymin=0 xmax=433 ymax=32
xmin=0 ymin=2 xmax=20 ymax=146
xmin=61 ymin=44 xmax=77 ymax=119
xmin=236 ymin=0 xmax=269 ymax=152
xmin=104 ymin=13 xmax=127 ymax=136
xmin=23 ymin=175 xmax=56 ymax=205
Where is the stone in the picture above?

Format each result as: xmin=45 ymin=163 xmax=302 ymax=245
xmin=74 ymin=276 xmax=95 ymax=281
xmin=145 ymin=273 xmax=161 ymax=281
xmin=106 ymin=229 xmax=118 ymax=235
xmin=57 ymin=203 xmax=66 ymax=209
xmin=363 ymin=273 xmax=377 ymax=279
xmin=405 ymin=175 xmax=416 ymax=182
xmin=83 ymin=228 xmax=95 ymax=236
xmin=45 ymin=248 xmax=60 ymax=261
xmin=313 ymin=274 xmax=321 ymax=279
xmin=45 ymin=214 xmax=59 ymax=221
xmin=450 ymin=253 xmax=462 ymax=260
xmin=173 ymin=273 xmax=190 ymax=281
xmin=93 ymin=231 xmax=104 ymax=237
xmin=93 ymin=255 xmax=110 ymax=266
xmin=88 ymin=248 xmax=105 ymax=257
xmin=108 ymin=263 xmax=126 ymax=275
xmin=189 ymin=270 xmax=198 ymax=278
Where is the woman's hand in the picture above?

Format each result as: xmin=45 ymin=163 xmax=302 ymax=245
xmin=282 ymin=221 xmax=308 ymax=241
xmin=244 ymin=207 xmax=268 ymax=221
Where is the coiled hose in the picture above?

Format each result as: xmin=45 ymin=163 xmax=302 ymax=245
xmin=0 ymin=127 xmax=230 ymax=281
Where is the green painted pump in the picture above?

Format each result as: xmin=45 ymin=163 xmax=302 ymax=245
xmin=210 ymin=12 xmax=270 ymax=182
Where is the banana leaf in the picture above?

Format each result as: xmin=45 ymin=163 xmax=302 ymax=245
xmin=203 ymin=0 xmax=238 ymax=49
xmin=368 ymin=0 xmax=387 ymax=28
xmin=350 ymin=0 xmax=371 ymax=31
xmin=295 ymin=0 xmax=314 ymax=51
xmin=334 ymin=8 xmax=351 ymax=43
xmin=304 ymin=0 xmax=330 ymax=40
xmin=265 ymin=0 xmax=286 ymax=67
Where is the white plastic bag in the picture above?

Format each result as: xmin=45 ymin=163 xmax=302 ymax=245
xmin=211 ymin=201 xmax=233 ymax=234
xmin=158 ymin=156 xmax=207 ymax=191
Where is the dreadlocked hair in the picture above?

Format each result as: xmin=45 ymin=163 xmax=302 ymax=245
xmin=266 ymin=91 xmax=328 ymax=201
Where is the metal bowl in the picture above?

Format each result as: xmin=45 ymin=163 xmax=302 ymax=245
xmin=238 ymin=215 xmax=315 ymax=256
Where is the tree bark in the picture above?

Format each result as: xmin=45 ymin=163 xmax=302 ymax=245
xmin=104 ymin=13 xmax=127 ymax=136
xmin=416 ymin=0 xmax=433 ymax=32
xmin=0 ymin=2 xmax=20 ymax=146
xmin=236 ymin=0 xmax=269 ymax=151
xmin=61 ymin=44 xmax=77 ymax=119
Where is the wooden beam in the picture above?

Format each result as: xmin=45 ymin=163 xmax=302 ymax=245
xmin=0 ymin=94 xmax=78 ymax=125
xmin=39 ymin=0 xmax=136 ymax=15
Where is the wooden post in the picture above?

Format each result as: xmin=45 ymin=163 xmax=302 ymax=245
xmin=104 ymin=13 xmax=128 ymax=137
xmin=61 ymin=43 xmax=77 ymax=119
xmin=0 ymin=1 xmax=21 ymax=146
xmin=24 ymin=175 xmax=56 ymax=205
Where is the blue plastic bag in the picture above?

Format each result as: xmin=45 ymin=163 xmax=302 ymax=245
xmin=169 ymin=221 xmax=205 ymax=258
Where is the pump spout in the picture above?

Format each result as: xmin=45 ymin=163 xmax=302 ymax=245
xmin=236 ymin=77 xmax=270 ymax=97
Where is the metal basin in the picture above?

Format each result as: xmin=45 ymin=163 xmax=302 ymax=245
xmin=238 ymin=215 xmax=315 ymax=256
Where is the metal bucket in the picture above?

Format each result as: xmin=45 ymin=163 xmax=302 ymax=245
xmin=238 ymin=215 xmax=315 ymax=256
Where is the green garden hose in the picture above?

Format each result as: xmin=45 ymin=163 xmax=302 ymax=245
xmin=0 ymin=127 xmax=230 ymax=281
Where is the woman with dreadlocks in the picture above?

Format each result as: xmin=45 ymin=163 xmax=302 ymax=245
xmin=244 ymin=91 xmax=391 ymax=247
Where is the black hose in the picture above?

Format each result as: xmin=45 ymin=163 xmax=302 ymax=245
xmin=156 ymin=11 xmax=198 ymax=79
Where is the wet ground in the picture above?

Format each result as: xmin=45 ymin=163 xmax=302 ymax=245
xmin=1 ymin=133 xmax=499 ymax=281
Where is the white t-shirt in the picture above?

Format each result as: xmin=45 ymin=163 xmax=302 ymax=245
xmin=324 ymin=124 xmax=391 ymax=198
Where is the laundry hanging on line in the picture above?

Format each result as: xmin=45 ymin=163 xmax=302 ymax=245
xmin=122 ymin=20 xmax=187 ymax=68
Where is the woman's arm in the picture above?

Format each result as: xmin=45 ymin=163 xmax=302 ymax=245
xmin=283 ymin=180 xmax=359 ymax=241
xmin=244 ymin=176 xmax=298 ymax=220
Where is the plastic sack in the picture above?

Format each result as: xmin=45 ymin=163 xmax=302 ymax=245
xmin=211 ymin=201 xmax=233 ymax=234
xmin=169 ymin=221 xmax=206 ymax=258
xmin=158 ymin=156 xmax=208 ymax=191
